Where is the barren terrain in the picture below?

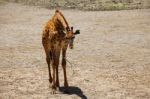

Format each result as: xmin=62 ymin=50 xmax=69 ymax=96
xmin=0 ymin=3 xmax=150 ymax=99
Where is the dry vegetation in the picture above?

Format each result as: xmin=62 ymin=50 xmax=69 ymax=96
xmin=0 ymin=1 xmax=150 ymax=99
xmin=5 ymin=0 xmax=150 ymax=10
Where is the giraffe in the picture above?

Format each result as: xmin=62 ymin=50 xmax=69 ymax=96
xmin=42 ymin=10 xmax=80 ymax=93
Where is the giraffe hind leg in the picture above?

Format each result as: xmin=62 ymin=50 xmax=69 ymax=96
xmin=46 ymin=52 xmax=52 ymax=83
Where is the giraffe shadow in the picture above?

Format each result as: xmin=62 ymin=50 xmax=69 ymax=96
xmin=59 ymin=86 xmax=87 ymax=99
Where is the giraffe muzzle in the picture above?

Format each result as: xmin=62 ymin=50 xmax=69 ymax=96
xmin=69 ymin=38 xmax=74 ymax=49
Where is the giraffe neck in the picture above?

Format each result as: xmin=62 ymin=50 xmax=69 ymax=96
xmin=52 ymin=10 xmax=70 ymax=31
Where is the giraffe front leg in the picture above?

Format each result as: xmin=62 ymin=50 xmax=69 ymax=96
xmin=42 ymin=38 xmax=52 ymax=84
xmin=51 ymin=54 xmax=57 ymax=94
xmin=46 ymin=55 xmax=52 ymax=83
xmin=51 ymin=61 xmax=56 ymax=94
xmin=55 ymin=56 xmax=60 ymax=88
xmin=51 ymin=51 xmax=61 ymax=94
xmin=62 ymin=50 xmax=69 ymax=88
xmin=54 ymin=50 xmax=61 ymax=88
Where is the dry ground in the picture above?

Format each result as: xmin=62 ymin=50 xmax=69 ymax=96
xmin=0 ymin=2 xmax=150 ymax=99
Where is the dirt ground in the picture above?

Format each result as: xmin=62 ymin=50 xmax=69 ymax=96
xmin=0 ymin=2 xmax=150 ymax=99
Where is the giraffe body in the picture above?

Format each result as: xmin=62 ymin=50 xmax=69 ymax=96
xmin=42 ymin=10 xmax=80 ymax=93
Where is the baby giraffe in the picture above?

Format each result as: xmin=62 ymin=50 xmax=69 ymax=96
xmin=42 ymin=10 xmax=80 ymax=93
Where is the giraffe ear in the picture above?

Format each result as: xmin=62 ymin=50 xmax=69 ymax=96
xmin=74 ymin=30 xmax=80 ymax=35
xmin=71 ymin=26 xmax=73 ymax=30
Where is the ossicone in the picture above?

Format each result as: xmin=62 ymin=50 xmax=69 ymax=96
xmin=55 ymin=9 xmax=59 ymax=13
xmin=66 ymin=27 xmax=70 ymax=31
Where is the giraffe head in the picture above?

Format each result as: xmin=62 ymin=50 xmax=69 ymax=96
xmin=65 ymin=27 xmax=80 ymax=49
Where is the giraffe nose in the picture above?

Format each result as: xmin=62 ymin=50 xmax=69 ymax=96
xmin=69 ymin=44 xmax=73 ymax=49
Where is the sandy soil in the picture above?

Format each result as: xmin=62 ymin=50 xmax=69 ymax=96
xmin=0 ymin=3 xmax=150 ymax=99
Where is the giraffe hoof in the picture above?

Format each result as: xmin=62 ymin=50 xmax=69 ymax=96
xmin=64 ymin=83 xmax=69 ymax=88
xmin=51 ymin=89 xmax=56 ymax=94
xmin=56 ymin=84 xmax=60 ymax=88
xmin=56 ymin=87 xmax=60 ymax=91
